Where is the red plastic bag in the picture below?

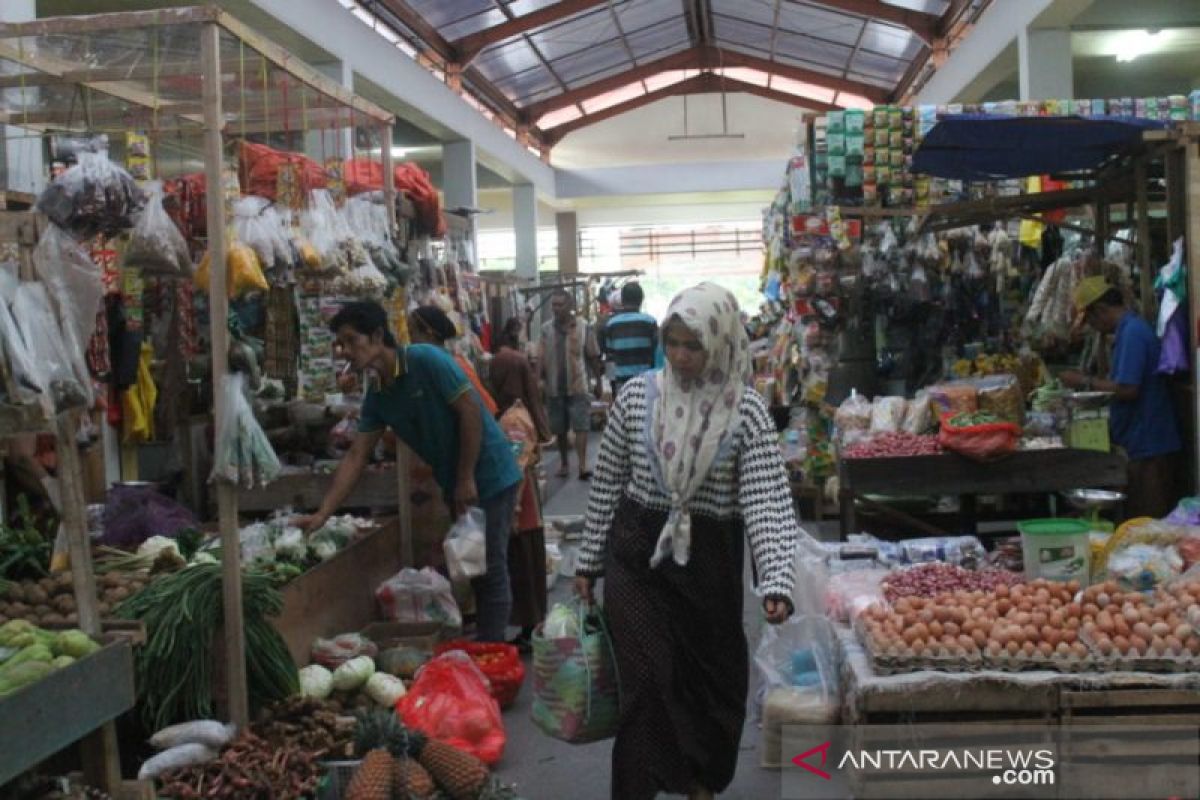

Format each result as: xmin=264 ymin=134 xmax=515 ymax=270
xmin=937 ymin=414 xmax=1020 ymax=462
xmin=434 ymin=640 xmax=525 ymax=708
xmin=396 ymin=652 xmax=506 ymax=764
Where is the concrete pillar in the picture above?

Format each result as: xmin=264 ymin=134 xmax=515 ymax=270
xmin=442 ymin=140 xmax=477 ymax=211
xmin=513 ymin=184 xmax=538 ymax=281
xmin=2 ymin=0 xmax=43 ymax=196
xmin=305 ymin=60 xmax=355 ymax=163
xmin=1018 ymin=28 xmax=1073 ymax=101
xmin=556 ymin=211 xmax=579 ymax=275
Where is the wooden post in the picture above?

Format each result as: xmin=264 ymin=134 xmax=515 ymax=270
xmin=201 ymin=21 xmax=249 ymax=730
xmin=1135 ymin=157 xmax=1154 ymax=319
xmin=1184 ymin=135 xmax=1200 ymax=495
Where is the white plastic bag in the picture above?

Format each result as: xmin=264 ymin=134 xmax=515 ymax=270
xmin=36 ymin=151 xmax=144 ymax=237
xmin=137 ymin=743 xmax=216 ymax=780
xmin=125 ymin=181 xmax=192 ymax=276
xmin=754 ymin=615 xmax=841 ymax=766
xmin=869 ymin=396 xmax=907 ymax=433
xmin=32 ymin=223 xmax=103 ymax=405
xmin=375 ymin=566 xmax=462 ymax=628
xmin=210 ymin=373 xmax=282 ymax=489
xmin=444 ymin=507 xmax=487 ymax=582
xmin=11 ymin=283 xmax=88 ymax=411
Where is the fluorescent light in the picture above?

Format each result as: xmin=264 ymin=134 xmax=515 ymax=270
xmin=391 ymin=146 xmax=408 ymax=158
xmin=1114 ymin=29 xmax=1165 ymax=62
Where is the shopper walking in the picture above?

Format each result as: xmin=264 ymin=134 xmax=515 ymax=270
xmin=301 ymin=301 xmax=521 ymax=642
xmin=1061 ymin=277 xmax=1183 ymax=517
xmin=490 ymin=317 xmax=552 ymax=650
xmin=574 ymin=283 xmax=798 ymax=800
xmin=599 ymin=281 xmax=659 ymax=398
xmin=538 ymin=289 xmax=602 ymax=479
xmin=409 ymin=304 xmax=498 ymax=416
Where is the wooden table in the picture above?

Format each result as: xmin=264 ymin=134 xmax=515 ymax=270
xmin=837 ymin=448 xmax=1128 ymax=538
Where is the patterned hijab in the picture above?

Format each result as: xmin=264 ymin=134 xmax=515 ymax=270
xmin=649 ymin=283 xmax=752 ymax=568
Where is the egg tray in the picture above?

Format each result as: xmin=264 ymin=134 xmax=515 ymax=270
xmin=979 ymin=652 xmax=1095 ymax=674
xmin=858 ymin=634 xmax=984 ymax=676
xmin=1077 ymin=628 xmax=1200 ymax=673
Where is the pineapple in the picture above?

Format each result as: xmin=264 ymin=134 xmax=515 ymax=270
xmin=408 ymin=730 xmax=490 ymax=800
xmin=393 ymin=756 xmax=438 ymax=799
xmin=346 ymin=749 xmax=395 ymax=800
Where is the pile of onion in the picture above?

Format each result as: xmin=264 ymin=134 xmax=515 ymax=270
xmin=882 ymin=562 xmax=1022 ymax=603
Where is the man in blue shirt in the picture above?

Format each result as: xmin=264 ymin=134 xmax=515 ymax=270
xmin=599 ymin=282 xmax=659 ymax=397
xmin=301 ymin=301 xmax=521 ymax=642
xmin=1063 ymin=278 xmax=1182 ymax=517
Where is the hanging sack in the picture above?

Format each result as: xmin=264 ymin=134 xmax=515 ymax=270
xmin=530 ymin=600 xmax=621 ymax=744
xmin=443 ymin=507 xmax=487 ymax=582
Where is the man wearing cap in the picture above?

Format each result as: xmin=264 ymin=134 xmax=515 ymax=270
xmin=1062 ymin=277 xmax=1182 ymax=517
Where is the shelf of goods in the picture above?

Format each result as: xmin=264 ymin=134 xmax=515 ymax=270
xmin=274 ymin=517 xmax=403 ymax=665
xmin=837 ymin=448 xmax=1128 ymax=537
xmin=0 ymin=639 xmax=135 ymax=786
xmin=839 ymin=625 xmax=1200 ymax=799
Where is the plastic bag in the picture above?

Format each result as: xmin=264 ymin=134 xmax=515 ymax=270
xmin=753 ymin=616 xmax=840 ymax=767
xmin=209 ymin=372 xmax=281 ymax=488
xmin=869 ymin=396 xmax=907 ymax=433
xmin=195 ymin=242 xmax=269 ymax=297
xmin=823 ymin=568 xmax=888 ymax=623
xmin=311 ymin=633 xmax=380 ymax=670
xmin=1166 ymin=497 xmax=1200 ymax=526
xmin=232 ymin=195 xmax=293 ymax=275
xmin=32 ymin=224 xmax=103 ymax=406
xmin=938 ymin=412 xmax=1020 ymax=462
xmin=301 ymin=189 xmax=353 ymax=273
xmin=11 ymin=283 xmax=88 ymax=411
xmin=0 ymin=288 xmax=45 ymax=406
xmin=443 ymin=508 xmax=487 ymax=582
xmin=376 ymin=567 xmax=462 ymax=628
xmin=331 ymin=259 xmax=389 ymax=298
xmin=530 ymin=601 xmax=620 ymax=744
xmin=928 ymin=382 xmax=978 ymax=416
xmin=902 ymin=391 xmax=933 ymax=434
xmin=834 ymin=391 xmax=872 ymax=444
xmin=976 ymin=374 xmax=1024 ymax=425
xmin=434 ymin=640 xmax=525 ymax=708
xmin=37 ymin=151 xmax=144 ymax=237
xmin=396 ymin=651 xmax=506 ymax=765
xmin=1107 ymin=544 xmax=1183 ymax=591
xmin=125 ymin=181 xmax=192 ymax=276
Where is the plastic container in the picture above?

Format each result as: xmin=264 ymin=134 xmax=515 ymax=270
xmin=1019 ymin=518 xmax=1091 ymax=585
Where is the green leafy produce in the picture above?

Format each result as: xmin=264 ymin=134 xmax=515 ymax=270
xmin=0 ymin=495 xmax=53 ymax=581
xmin=947 ymin=411 xmax=1001 ymax=428
xmin=115 ymin=563 xmax=299 ymax=730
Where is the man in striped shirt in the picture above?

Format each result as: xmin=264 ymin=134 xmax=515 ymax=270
xmin=600 ymin=282 xmax=659 ymax=398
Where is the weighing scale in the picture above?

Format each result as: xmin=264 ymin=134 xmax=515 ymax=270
xmin=1063 ymin=488 xmax=1126 ymax=534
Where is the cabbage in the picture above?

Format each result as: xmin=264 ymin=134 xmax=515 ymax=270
xmin=365 ymin=672 xmax=406 ymax=706
xmin=137 ymin=535 xmax=180 ymax=561
xmin=273 ymin=526 xmax=307 ymax=563
xmin=331 ymin=655 xmax=375 ymax=692
xmin=52 ymin=629 xmax=100 ymax=659
xmin=298 ymin=664 xmax=333 ymax=699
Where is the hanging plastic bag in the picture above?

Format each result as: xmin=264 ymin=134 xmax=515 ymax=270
xmin=396 ymin=651 xmax=506 ymax=765
xmin=375 ymin=566 xmax=462 ymax=628
xmin=209 ymin=372 xmax=281 ymax=488
xmin=11 ymin=283 xmax=88 ymax=411
xmin=195 ymin=241 xmax=269 ymax=298
xmin=32 ymin=223 xmax=103 ymax=406
xmin=124 ymin=181 xmax=192 ymax=276
xmin=443 ymin=507 xmax=487 ymax=582
xmin=530 ymin=600 xmax=621 ymax=744
xmin=36 ymin=151 xmax=145 ymax=237
xmin=232 ymin=195 xmax=292 ymax=274
xmin=0 ymin=279 xmax=45 ymax=406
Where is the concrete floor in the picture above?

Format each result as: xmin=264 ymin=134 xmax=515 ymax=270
xmin=491 ymin=435 xmax=791 ymax=800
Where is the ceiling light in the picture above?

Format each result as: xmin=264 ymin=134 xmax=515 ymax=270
xmin=1114 ymin=29 xmax=1164 ymax=62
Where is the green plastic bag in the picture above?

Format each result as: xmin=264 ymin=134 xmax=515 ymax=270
xmin=530 ymin=601 xmax=620 ymax=744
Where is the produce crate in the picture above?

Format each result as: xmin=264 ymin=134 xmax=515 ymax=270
xmin=274 ymin=518 xmax=403 ymax=664
xmin=0 ymin=640 xmax=135 ymax=786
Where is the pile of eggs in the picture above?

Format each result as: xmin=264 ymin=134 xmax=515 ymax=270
xmin=1080 ymin=580 xmax=1200 ymax=659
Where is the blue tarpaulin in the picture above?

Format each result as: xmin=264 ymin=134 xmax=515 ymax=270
xmin=912 ymin=115 xmax=1167 ymax=181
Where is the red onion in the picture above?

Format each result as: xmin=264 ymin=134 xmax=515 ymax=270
xmin=882 ymin=562 xmax=1022 ymax=602
xmin=844 ymin=432 xmax=943 ymax=459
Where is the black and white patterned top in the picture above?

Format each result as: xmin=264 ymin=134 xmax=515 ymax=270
xmin=576 ymin=375 xmax=799 ymax=599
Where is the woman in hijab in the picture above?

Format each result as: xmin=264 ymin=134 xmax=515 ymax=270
xmin=409 ymin=305 xmax=498 ymax=415
xmin=575 ymin=283 xmax=798 ymax=800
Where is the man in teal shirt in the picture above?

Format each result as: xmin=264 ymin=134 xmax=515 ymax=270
xmin=302 ymin=301 xmax=521 ymax=641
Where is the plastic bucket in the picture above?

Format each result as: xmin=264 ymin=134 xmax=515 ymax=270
xmin=1018 ymin=518 xmax=1092 ymax=585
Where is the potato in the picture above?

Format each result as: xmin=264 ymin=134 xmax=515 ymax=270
xmin=97 ymin=602 xmax=111 ymax=615
xmin=64 ymin=613 xmax=78 ymax=624
xmin=7 ymin=602 xmax=30 ymax=617
xmin=37 ymin=577 xmax=55 ymax=594
xmin=53 ymin=594 xmax=76 ymax=614
xmin=53 ymin=573 xmax=74 ymax=595
xmin=41 ymin=613 xmax=65 ymax=625
xmin=33 ymin=604 xmax=52 ymax=617
xmin=25 ymin=586 xmax=50 ymax=606
xmin=5 ymin=584 xmax=26 ymax=603
xmin=107 ymin=587 xmax=131 ymax=602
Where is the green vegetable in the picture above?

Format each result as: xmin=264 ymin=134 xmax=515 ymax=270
xmin=332 ymin=655 xmax=375 ymax=692
xmin=0 ymin=495 xmax=53 ymax=581
xmin=948 ymin=411 xmax=1001 ymax=428
xmin=0 ymin=660 xmax=55 ymax=695
xmin=0 ymin=619 xmax=36 ymax=647
xmin=298 ymin=664 xmax=333 ymax=699
xmin=2 ymin=643 xmax=52 ymax=669
xmin=52 ymin=655 xmax=75 ymax=669
xmin=115 ymin=563 xmax=298 ymax=730
xmin=52 ymin=629 xmax=100 ymax=659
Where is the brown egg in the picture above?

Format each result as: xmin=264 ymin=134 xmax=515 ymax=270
xmin=1082 ymin=603 xmax=1099 ymax=617
xmin=1113 ymin=635 xmax=1130 ymax=654
xmin=1070 ymin=642 xmax=1088 ymax=659
xmin=1006 ymin=640 xmax=1020 ymax=655
xmin=1129 ymin=635 xmax=1148 ymax=655
xmin=1096 ymin=638 xmax=1114 ymax=656
xmin=972 ymin=628 xmax=988 ymax=647
xmin=929 ymin=621 xmax=944 ymax=638
xmin=1022 ymin=641 xmax=1037 ymax=656
xmin=1023 ymin=624 xmax=1039 ymax=642
xmin=1132 ymin=621 xmax=1153 ymax=640
xmin=1165 ymin=635 xmax=1184 ymax=656
xmin=1062 ymin=629 xmax=1078 ymax=645
xmin=1044 ymin=628 xmax=1061 ymax=647
xmin=1055 ymin=642 xmax=1071 ymax=657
